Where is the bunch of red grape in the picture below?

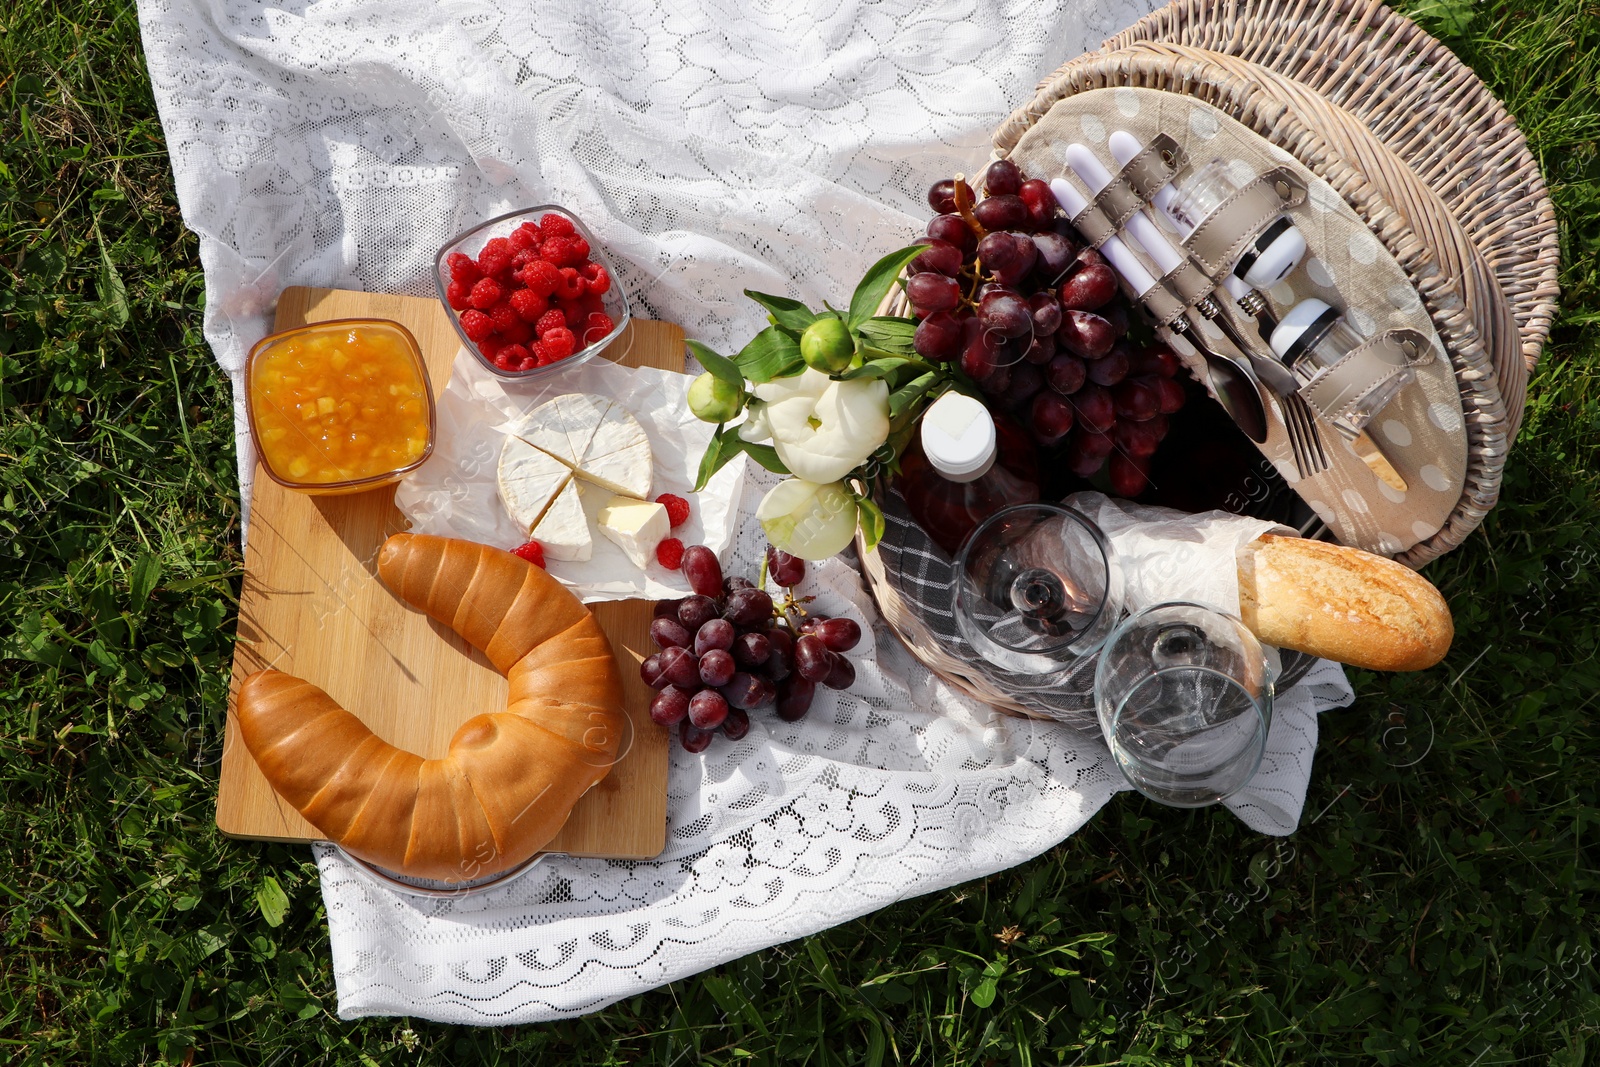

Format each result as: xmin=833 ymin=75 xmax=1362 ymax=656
xmin=642 ymin=545 xmax=862 ymax=752
xmin=908 ymin=160 xmax=1188 ymax=498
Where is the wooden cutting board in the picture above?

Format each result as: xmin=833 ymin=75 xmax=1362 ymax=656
xmin=219 ymin=286 xmax=677 ymax=860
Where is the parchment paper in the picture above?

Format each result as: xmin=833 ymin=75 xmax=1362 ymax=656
xmin=395 ymin=351 xmax=745 ymax=602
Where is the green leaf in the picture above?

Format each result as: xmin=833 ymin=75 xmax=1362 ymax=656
xmin=5 ymin=611 xmax=70 ymax=667
xmin=857 ymin=495 xmax=885 ymax=551
xmin=129 ymin=551 xmax=162 ymax=604
xmin=255 ymin=875 xmax=289 ymax=928
xmin=848 ymin=246 xmax=928 ymax=330
xmin=889 ymin=372 xmax=942 ymax=419
xmin=840 ymin=356 xmax=932 ymax=382
xmin=732 ymin=438 xmax=789 ymax=475
xmin=693 ymin=425 xmax=731 ymax=493
xmin=744 ymin=290 xmax=818 ymax=333
xmin=685 ymin=340 xmax=745 ymax=391
xmin=855 ymin=315 xmax=918 ymax=354
xmin=733 ymin=326 xmax=804 ymax=384
xmin=97 ymin=239 xmax=130 ymax=328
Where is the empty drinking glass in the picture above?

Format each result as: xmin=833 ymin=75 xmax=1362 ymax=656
xmin=952 ymin=503 xmax=1122 ymax=680
xmin=1094 ymin=602 xmax=1273 ymax=806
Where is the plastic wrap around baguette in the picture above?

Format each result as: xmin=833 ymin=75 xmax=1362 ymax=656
xmin=235 ymin=533 xmax=627 ymax=882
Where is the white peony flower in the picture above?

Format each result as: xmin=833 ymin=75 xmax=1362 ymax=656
xmin=757 ymin=478 xmax=859 ymax=561
xmin=752 ymin=367 xmax=889 ymax=484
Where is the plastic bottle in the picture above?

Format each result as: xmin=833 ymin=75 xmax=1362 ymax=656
xmin=899 ymin=392 xmax=1041 ymax=555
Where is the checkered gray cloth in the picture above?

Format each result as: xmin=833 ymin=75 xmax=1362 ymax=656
xmin=872 ymin=487 xmax=1315 ymax=733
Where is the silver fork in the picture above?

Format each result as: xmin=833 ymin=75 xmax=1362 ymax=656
xmin=1279 ymin=392 xmax=1330 ymax=478
xmin=1209 ymin=291 xmax=1330 ymax=481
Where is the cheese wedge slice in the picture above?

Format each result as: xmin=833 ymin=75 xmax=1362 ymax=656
xmin=531 ymin=479 xmax=591 ymax=561
xmin=497 ymin=436 xmax=571 ymax=533
xmin=580 ymin=439 xmax=652 ymax=499
xmin=596 ymin=495 xmax=669 ymax=569
xmin=516 ymin=393 xmax=610 ymax=468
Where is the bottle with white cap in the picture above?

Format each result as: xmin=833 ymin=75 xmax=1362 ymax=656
xmin=899 ymin=391 xmax=1040 ymax=555
xmin=1270 ymin=298 xmax=1415 ymax=434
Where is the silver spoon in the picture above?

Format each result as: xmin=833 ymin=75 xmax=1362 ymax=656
xmin=1171 ymin=315 xmax=1270 ymax=443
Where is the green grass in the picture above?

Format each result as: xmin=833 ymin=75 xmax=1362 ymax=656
xmin=2 ymin=0 xmax=1597 ymax=1063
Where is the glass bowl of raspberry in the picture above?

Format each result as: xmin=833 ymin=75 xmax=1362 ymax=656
xmin=433 ymin=205 xmax=630 ymax=379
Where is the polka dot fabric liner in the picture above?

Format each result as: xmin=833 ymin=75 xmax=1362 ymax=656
xmin=1008 ymin=88 xmax=1469 ymax=559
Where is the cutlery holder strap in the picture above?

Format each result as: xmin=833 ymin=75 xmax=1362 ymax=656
xmin=1068 ymin=201 xmax=1119 ymax=249
xmin=1118 ymin=133 xmax=1189 ymax=201
xmin=1181 ymin=167 xmax=1306 ymax=279
xmin=1297 ymin=328 xmax=1433 ymax=427
xmin=1069 ymin=132 xmax=1188 ymax=249
xmin=1133 ymin=276 xmax=1189 ymax=326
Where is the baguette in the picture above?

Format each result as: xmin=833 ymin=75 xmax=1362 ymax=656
xmin=236 ymin=533 xmax=626 ymax=882
xmin=1236 ymin=534 xmax=1453 ymax=671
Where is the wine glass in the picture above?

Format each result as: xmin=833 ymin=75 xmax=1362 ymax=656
xmin=952 ymin=503 xmax=1122 ymax=680
xmin=1094 ymin=602 xmax=1273 ymax=807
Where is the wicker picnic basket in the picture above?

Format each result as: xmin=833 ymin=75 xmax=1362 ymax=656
xmin=857 ymin=0 xmax=1558 ymax=719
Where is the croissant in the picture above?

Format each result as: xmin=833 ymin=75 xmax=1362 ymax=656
xmin=235 ymin=533 xmax=627 ymax=882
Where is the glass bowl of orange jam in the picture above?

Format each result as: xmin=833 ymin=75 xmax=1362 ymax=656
xmin=245 ymin=319 xmax=436 ymax=495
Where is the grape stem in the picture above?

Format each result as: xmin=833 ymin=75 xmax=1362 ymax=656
xmin=952 ymin=172 xmax=985 ymax=239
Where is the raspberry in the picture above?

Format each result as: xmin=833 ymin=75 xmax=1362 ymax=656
xmin=479 ymin=337 xmax=504 ymax=361
xmin=511 ymin=249 xmax=536 ymax=272
xmin=510 ymin=288 xmax=548 ymax=322
xmin=499 ymin=343 xmax=533 ymax=371
xmin=469 ymin=277 xmax=503 ymax=310
xmin=499 ymin=316 xmax=532 ymax=344
xmin=540 ymin=213 xmax=577 ymax=239
xmin=656 ymin=494 xmax=690 ymax=528
xmin=582 ymin=263 xmax=612 ymax=295
xmin=655 ymin=537 xmax=684 ymax=569
xmin=567 ymin=235 xmax=591 ymax=262
xmin=555 ymin=267 xmax=584 ymax=301
xmin=512 ymin=540 xmax=546 ymax=568
xmin=447 ymin=252 xmax=480 ymax=284
xmin=510 ymin=221 xmax=542 ymax=251
xmin=478 ymin=236 xmax=514 ymax=278
xmin=534 ymin=308 xmax=568 ymax=339
xmin=581 ymin=312 xmax=616 ymax=345
xmin=541 ymin=328 xmax=576 ymax=360
xmin=532 ymin=340 xmax=554 ymax=365
xmin=489 ymin=300 xmax=521 ymax=336
xmin=519 ymin=259 xmax=561 ymax=298
xmin=445 ymin=279 xmax=473 ymax=311
xmin=539 ymin=237 xmax=571 ymax=267
xmin=459 ymin=308 xmax=495 ymax=342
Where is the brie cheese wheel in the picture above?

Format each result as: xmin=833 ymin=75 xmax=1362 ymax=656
xmin=531 ymin=479 xmax=592 ymax=561
xmin=596 ymin=495 xmax=669 ymax=568
xmin=516 ymin=392 xmax=654 ymax=500
xmin=498 ymin=436 xmax=572 ymax=532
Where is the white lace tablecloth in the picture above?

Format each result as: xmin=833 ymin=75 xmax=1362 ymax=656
xmin=136 ymin=0 xmax=1355 ymax=1023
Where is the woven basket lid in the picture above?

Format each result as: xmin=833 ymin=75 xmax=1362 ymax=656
xmin=992 ymin=45 xmax=1519 ymax=567
xmin=1101 ymin=0 xmax=1559 ymax=377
